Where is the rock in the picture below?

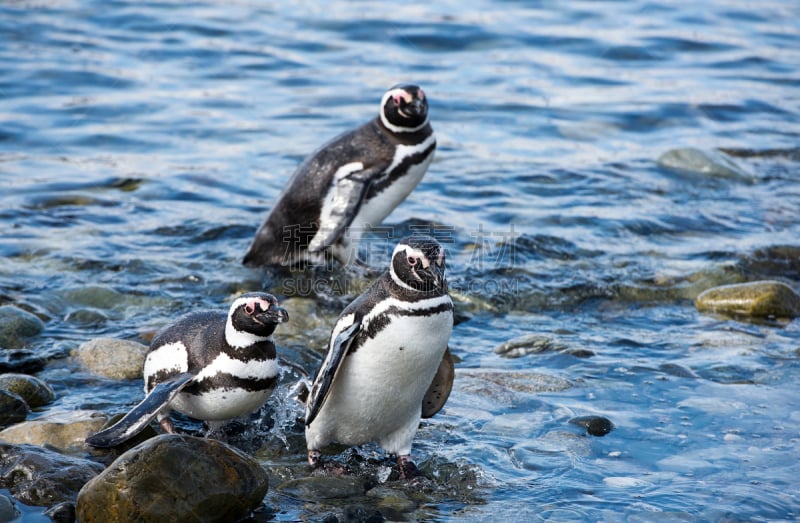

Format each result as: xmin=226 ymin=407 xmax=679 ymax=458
xmin=73 ymin=337 xmax=149 ymax=379
xmin=0 ymin=306 xmax=44 ymax=349
xmin=0 ymin=410 xmax=107 ymax=451
xmin=657 ymin=147 xmax=749 ymax=181
xmin=65 ymin=308 xmax=108 ymax=326
xmin=0 ymin=493 xmax=20 ymax=522
xmin=76 ymin=434 xmax=269 ymax=523
xmin=0 ymin=373 xmax=56 ymax=408
xmin=0 ymin=349 xmax=46 ymax=374
xmin=366 ymin=485 xmax=416 ymax=513
xmin=277 ymin=475 xmax=367 ymax=500
xmin=44 ymin=501 xmax=76 ymax=523
xmin=59 ymin=285 xmax=122 ymax=310
xmin=569 ymin=416 xmax=615 ymax=437
xmin=0 ymin=442 xmax=104 ymax=507
xmin=458 ymin=369 xmax=572 ymax=396
xmin=494 ymin=334 xmax=569 ymax=358
xmin=695 ymin=280 xmax=800 ymax=318
xmin=0 ymin=389 xmax=29 ymax=427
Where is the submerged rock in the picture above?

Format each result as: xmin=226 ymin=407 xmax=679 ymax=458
xmin=695 ymin=280 xmax=800 ymax=319
xmin=59 ymin=285 xmax=123 ymax=310
xmin=0 ymin=442 xmax=104 ymax=507
xmin=0 ymin=373 xmax=56 ymax=408
xmin=657 ymin=147 xmax=749 ymax=181
xmin=0 ymin=410 xmax=107 ymax=451
xmin=458 ymin=369 xmax=572 ymax=397
xmin=494 ymin=334 xmax=569 ymax=358
xmin=76 ymin=434 xmax=269 ymax=523
xmin=73 ymin=337 xmax=149 ymax=380
xmin=277 ymin=475 xmax=368 ymax=500
xmin=0 ymin=306 xmax=44 ymax=349
xmin=0 ymin=389 xmax=29 ymax=427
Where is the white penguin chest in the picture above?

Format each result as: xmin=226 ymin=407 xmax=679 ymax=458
xmin=319 ymin=306 xmax=453 ymax=439
xmin=353 ymin=136 xmax=436 ymax=229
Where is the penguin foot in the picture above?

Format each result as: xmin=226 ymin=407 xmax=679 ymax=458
xmin=397 ymin=455 xmax=421 ymax=480
xmin=159 ymin=417 xmax=177 ymax=434
xmin=308 ymin=449 xmax=322 ymax=467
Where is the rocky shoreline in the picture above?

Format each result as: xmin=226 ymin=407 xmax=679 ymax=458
xmin=2 ymin=270 xmax=799 ymax=521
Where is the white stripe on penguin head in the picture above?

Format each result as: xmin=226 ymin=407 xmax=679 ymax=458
xmin=389 ymin=244 xmax=429 ymax=290
xmin=225 ymin=296 xmax=272 ymax=349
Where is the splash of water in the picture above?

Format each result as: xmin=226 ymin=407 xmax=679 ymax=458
xmin=268 ymin=365 xmax=310 ymax=449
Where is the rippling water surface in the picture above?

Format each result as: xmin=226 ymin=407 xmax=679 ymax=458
xmin=2 ymin=1 xmax=800 ymax=521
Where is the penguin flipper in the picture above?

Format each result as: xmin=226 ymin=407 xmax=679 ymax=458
xmin=421 ymin=346 xmax=455 ymax=418
xmin=85 ymin=372 xmax=194 ymax=448
xmin=305 ymin=317 xmax=361 ymax=426
xmin=307 ymin=164 xmax=382 ymax=254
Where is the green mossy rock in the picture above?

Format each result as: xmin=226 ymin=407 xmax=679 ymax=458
xmin=0 ymin=373 xmax=56 ymax=408
xmin=695 ymin=280 xmax=800 ymax=318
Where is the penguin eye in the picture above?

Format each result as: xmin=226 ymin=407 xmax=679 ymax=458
xmin=244 ymin=303 xmax=256 ymax=315
xmin=407 ymin=256 xmax=418 ymax=266
xmin=392 ymin=94 xmax=403 ymax=106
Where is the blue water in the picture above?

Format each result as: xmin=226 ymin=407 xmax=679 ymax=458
xmin=2 ymin=1 xmax=800 ymax=521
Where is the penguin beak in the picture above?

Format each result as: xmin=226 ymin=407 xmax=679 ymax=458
xmin=257 ymin=306 xmax=289 ymax=326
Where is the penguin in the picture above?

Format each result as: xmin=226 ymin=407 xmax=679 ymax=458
xmin=243 ymin=84 xmax=436 ymax=268
xmin=86 ymin=292 xmax=289 ymax=448
xmin=304 ymin=235 xmax=454 ymax=478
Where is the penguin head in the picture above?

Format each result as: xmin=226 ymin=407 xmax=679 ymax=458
xmin=228 ymin=292 xmax=289 ymax=338
xmin=380 ymin=84 xmax=429 ymax=133
xmin=389 ymin=235 xmax=447 ymax=294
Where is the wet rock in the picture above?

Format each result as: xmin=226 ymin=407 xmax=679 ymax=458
xmin=494 ymin=334 xmax=569 ymax=358
xmin=73 ymin=337 xmax=149 ymax=379
xmin=657 ymin=147 xmax=749 ymax=181
xmin=416 ymin=456 xmax=484 ymax=502
xmin=76 ymin=434 xmax=269 ymax=523
xmin=0 ymin=306 xmax=44 ymax=349
xmin=366 ymin=485 xmax=416 ymax=514
xmin=0 ymin=442 xmax=104 ymax=507
xmin=695 ymin=280 xmax=800 ymax=319
xmin=0 ymin=389 xmax=29 ymax=427
xmin=44 ymin=501 xmax=76 ymax=523
xmin=570 ymin=416 xmax=615 ymax=437
xmin=0 ymin=410 xmax=107 ymax=451
xmin=0 ymin=349 xmax=46 ymax=374
xmin=0 ymin=373 xmax=56 ymax=408
xmin=0 ymin=493 xmax=20 ymax=521
xmin=277 ymin=475 xmax=368 ymax=500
